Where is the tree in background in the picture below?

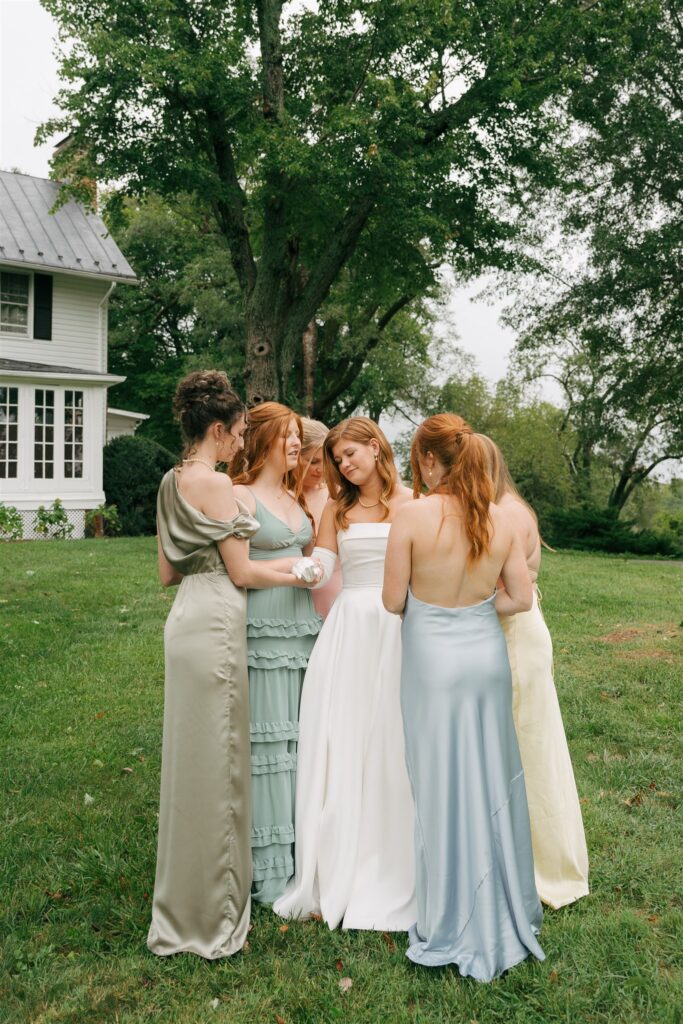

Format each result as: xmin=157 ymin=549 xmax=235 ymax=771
xmin=503 ymin=0 xmax=683 ymax=514
xmin=394 ymin=358 xmax=574 ymax=526
xmin=39 ymin=0 xmax=628 ymax=404
xmin=105 ymin=194 xmax=245 ymax=451
xmin=104 ymin=192 xmax=449 ymax=443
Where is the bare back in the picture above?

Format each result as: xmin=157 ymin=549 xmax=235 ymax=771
xmin=499 ymin=493 xmax=541 ymax=582
xmin=403 ymin=495 xmax=519 ymax=608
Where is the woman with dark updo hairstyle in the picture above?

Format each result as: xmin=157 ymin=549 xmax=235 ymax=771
xmin=148 ymin=371 xmax=311 ymax=960
xmin=383 ymin=413 xmax=545 ymax=981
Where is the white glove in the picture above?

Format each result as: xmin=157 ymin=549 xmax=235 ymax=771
xmin=310 ymin=546 xmax=337 ymax=589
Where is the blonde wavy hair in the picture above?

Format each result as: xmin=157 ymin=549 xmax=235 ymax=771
xmin=324 ymin=417 xmax=398 ymax=531
xmin=300 ymin=418 xmax=329 ymax=482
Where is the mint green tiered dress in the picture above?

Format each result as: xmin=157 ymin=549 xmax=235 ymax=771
xmin=246 ymin=498 xmax=322 ymax=904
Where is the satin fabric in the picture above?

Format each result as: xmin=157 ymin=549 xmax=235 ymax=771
xmin=245 ymin=498 xmax=321 ymax=904
xmin=401 ymin=590 xmax=545 ymax=981
xmin=501 ymin=590 xmax=589 ymax=908
xmin=274 ymin=524 xmax=416 ymax=930
xmin=148 ymin=469 xmax=259 ymax=958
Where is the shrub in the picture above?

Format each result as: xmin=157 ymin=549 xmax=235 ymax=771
xmin=84 ymin=503 xmax=122 ymax=538
xmin=103 ymin=435 xmax=176 ymax=535
xmin=34 ymin=499 xmax=74 ymax=539
xmin=0 ymin=503 xmax=22 ymax=541
xmin=544 ymin=505 xmax=683 ymax=558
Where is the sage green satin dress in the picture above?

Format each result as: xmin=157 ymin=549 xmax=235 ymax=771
xmin=147 ymin=469 xmax=259 ymax=959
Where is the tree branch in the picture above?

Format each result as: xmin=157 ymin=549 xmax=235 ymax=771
xmin=314 ymin=294 xmax=413 ymax=414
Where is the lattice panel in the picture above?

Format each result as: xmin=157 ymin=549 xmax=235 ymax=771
xmin=13 ymin=507 xmax=86 ymax=541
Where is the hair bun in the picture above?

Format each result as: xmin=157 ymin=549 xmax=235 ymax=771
xmin=173 ymin=370 xmax=244 ymax=447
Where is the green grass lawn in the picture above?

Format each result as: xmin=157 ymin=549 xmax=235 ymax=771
xmin=1 ymin=539 xmax=681 ymax=1024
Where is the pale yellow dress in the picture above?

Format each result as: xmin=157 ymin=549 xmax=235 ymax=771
xmin=501 ymin=589 xmax=589 ymax=908
xmin=147 ymin=469 xmax=259 ymax=958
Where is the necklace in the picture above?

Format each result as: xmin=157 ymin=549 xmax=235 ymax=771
xmin=183 ymin=457 xmax=216 ymax=472
xmin=357 ymin=495 xmax=381 ymax=508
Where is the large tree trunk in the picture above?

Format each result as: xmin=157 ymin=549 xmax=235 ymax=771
xmin=244 ymin=305 xmax=281 ymax=405
xmin=301 ymin=319 xmax=317 ymax=416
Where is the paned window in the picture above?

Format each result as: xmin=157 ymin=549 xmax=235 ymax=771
xmin=34 ymin=389 xmax=55 ymax=479
xmin=64 ymin=390 xmax=84 ymax=478
xmin=0 ymin=387 xmax=19 ymax=478
xmin=0 ymin=272 xmax=30 ymax=334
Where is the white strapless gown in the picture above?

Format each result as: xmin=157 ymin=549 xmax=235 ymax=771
xmin=274 ymin=523 xmax=416 ymax=930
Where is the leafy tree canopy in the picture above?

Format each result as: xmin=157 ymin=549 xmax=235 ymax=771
xmin=39 ymin=0 xmax=632 ymax=403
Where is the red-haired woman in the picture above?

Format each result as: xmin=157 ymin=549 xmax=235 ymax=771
xmin=232 ymin=403 xmax=322 ymax=905
xmin=477 ymin=435 xmax=589 ymax=909
xmin=383 ymin=414 xmax=545 ymax=981
xmin=274 ymin=417 xmax=416 ymax=930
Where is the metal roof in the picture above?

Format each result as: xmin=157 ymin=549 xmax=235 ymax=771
xmin=0 ymin=357 xmax=124 ymax=384
xmin=0 ymin=171 xmax=137 ymax=283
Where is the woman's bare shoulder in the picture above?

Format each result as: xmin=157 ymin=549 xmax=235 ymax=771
xmin=233 ymin=482 xmax=255 ymax=513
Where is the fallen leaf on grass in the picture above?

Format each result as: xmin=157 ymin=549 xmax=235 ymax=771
xmin=647 ymin=915 xmax=661 ymax=924
xmin=338 ymin=977 xmax=353 ymax=994
xmin=121 ymin=767 xmax=134 ymax=775
xmin=92 ymin=759 xmax=104 ymax=768
xmin=335 ymin=959 xmax=343 ymax=972
xmin=94 ymin=711 xmax=108 ymax=720
xmin=84 ymin=793 xmax=94 ymax=805
xmin=623 ymin=791 xmax=643 ymax=808
xmin=276 ymin=1016 xmax=286 ymax=1024
xmin=382 ymin=932 xmax=397 ymax=953
xmin=309 ymin=912 xmax=322 ymax=921
xmin=279 ymin=924 xmax=289 ymax=933
xmin=210 ymin=998 xmax=220 ymax=1009
xmin=580 ymin=797 xmax=589 ymax=804
xmin=549 ymin=969 xmax=559 ymax=984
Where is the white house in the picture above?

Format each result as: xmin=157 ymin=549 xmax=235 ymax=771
xmin=0 ymin=170 xmax=140 ymax=538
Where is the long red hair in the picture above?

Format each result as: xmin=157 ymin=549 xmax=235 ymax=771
xmin=411 ymin=413 xmax=494 ymax=563
xmin=230 ymin=402 xmax=312 ymax=526
xmin=324 ymin=417 xmax=398 ymax=531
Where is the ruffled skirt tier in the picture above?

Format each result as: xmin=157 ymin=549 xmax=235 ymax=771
xmin=246 ymin=585 xmax=321 ymax=904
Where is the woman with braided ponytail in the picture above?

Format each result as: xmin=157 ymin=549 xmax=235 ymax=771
xmin=383 ymin=413 xmax=545 ymax=981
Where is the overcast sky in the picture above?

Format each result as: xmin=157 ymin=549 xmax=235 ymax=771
xmin=1 ymin=0 xmax=518 ymax=388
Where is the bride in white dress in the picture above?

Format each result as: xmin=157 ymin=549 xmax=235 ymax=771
xmin=274 ymin=417 xmax=417 ymax=930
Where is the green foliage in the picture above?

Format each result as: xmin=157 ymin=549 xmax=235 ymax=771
xmin=504 ymin=1 xmax=683 ymax=514
xmin=2 ymin=538 xmax=682 ymax=1021
xmin=103 ymin=436 xmax=176 ymax=536
xmin=544 ymin=506 xmax=683 ymax=558
xmin=0 ymin=503 xmax=22 ymax=541
xmin=84 ymin=504 xmax=122 ymax=539
xmin=427 ymin=367 xmax=575 ymax=525
xmin=33 ymin=500 xmax=74 ymax=540
xmin=39 ymin=0 xmax=632 ymax=401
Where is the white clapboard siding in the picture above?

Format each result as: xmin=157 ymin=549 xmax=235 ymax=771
xmin=0 ymin=273 xmax=111 ymax=370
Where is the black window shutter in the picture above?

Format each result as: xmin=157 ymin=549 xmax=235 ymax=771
xmin=33 ymin=274 xmax=53 ymax=340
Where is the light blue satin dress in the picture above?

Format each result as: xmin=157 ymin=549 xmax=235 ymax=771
xmin=400 ymin=590 xmax=545 ymax=982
